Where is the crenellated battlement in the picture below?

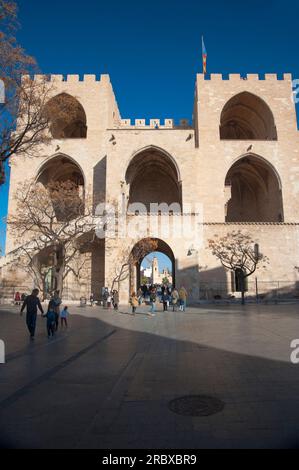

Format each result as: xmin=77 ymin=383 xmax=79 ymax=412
xmin=196 ymin=73 xmax=292 ymax=82
xmin=112 ymin=118 xmax=192 ymax=130
xmin=22 ymin=73 xmax=111 ymax=83
xmin=24 ymin=72 xmax=293 ymax=84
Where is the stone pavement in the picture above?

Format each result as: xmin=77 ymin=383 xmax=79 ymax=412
xmin=1 ymin=303 xmax=299 ymax=449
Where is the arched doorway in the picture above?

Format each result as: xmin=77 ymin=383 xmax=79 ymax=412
xmin=220 ymin=92 xmax=277 ymax=140
xmin=44 ymin=93 xmax=87 ymax=138
xmin=130 ymin=238 xmax=175 ymax=294
xmin=225 ymin=154 xmax=284 ymax=222
xmin=33 ymin=155 xmax=91 ymax=298
xmin=125 ymin=147 xmax=182 ymax=213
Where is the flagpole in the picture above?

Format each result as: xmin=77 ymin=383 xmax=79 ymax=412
xmin=201 ymin=35 xmax=207 ymax=75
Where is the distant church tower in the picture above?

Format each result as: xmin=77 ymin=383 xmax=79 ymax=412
xmin=152 ymin=257 xmax=159 ymax=284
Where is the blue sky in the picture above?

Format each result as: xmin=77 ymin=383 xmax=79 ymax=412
xmin=141 ymin=252 xmax=172 ymax=273
xmin=1 ymin=0 xmax=299 ymax=257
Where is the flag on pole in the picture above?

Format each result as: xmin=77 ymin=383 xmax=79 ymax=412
xmin=202 ymin=36 xmax=207 ymax=74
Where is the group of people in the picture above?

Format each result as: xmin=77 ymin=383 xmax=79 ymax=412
xmin=14 ymin=291 xmax=27 ymax=306
xmin=130 ymin=285 xmax=188 ymax=316
xmin=101 ymin=289 xmax=119 ymax=310
xmin=20 ymin=289 xmax=70 ymax=340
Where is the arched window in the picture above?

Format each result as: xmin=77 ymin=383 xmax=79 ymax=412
xmin=36 ymin=155 xmax=85 ymax=221
xmin=125 ymin=147 xmax=182 ymax=214
xmin=220 ymin=92 xmax=277 ymax=140
xmin=225 ymin=155 xmax=283 ymax=222
xmin=44 ymin=93 xmax=87 ymax=139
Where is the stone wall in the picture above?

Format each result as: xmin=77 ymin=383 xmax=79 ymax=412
xmin=1 ymin=71 xmax=299 ymax=304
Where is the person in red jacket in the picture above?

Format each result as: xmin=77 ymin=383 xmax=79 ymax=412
xmin=14 ymin=291 xmax=21 ymax=306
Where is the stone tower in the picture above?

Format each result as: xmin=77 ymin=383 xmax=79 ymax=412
xmin=152 ymin=257 xmax=160 ymax=285
xmin=1 ymin=72 xmax=299 ymax=303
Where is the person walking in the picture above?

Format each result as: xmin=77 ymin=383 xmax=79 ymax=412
xmin=179 ymin=286 xmax=188 ymax=312
xmin=52 ymin=290 xmax=62 ymax=331
xmin=60 ymin=306 xmax=69 ymax=328
xmin=43 ymin=300 xmax=56 ymax=338
xmin=89 ymin=293 xmax=94 ymax=307
xmin=130 ymin=292 xmax=138 ymax=315
xmin=149 ymin=289 xmax=157 ymax=316
xmin=107 ymin=292 xmax=112 ymax=309
xmin=102 ymin=288 xmax=108 ymax=308
xmin=113 ymin=290 xmax=119 ymax=310
xmin=171 ymin=288 xmax=179 ymax=312
xmin=20 ymin=288 xmax=44 ymax=340
xmin=137 ymin=288 xmax=143 ymax=306
xmin=14 ymin=291 xmax=21 ymax=306
xmin=162 ymin=290 xmax=169 ymax=311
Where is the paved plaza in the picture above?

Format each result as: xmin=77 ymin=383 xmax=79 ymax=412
xmin=1 ymin=302 xmax=299 ymax=449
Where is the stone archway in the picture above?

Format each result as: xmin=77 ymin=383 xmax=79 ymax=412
xmin=44 ymin=93 xmax=87 ymax=138
xmin=37 ymin=154 xmax=85 ymax=189
xmin=36 ymin=154 xmax=85 ymax=222
xmin=125 ymin=147 xmax=182 ymax=213
xmin=130 ymin=238 xmax=175 ymax=294
xmin=220 ymin=92 xmax=277 ymax=140
xmin=33 ymin=155 xmax=97 ymax=299
xmin=225 ymin=154 xmax=284 ymax=222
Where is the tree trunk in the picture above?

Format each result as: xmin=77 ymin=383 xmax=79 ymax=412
xmin=54 ymin=244 xmax=65 ymax=297
xmin=41 ymin=277 xmax=47 ymax=302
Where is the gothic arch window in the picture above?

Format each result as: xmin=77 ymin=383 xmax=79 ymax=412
xmin=224 ymin=154 xmax=283 ymax=222
xmin=125 ymin=147 xmax=182 ymax=214
xmin=220 ymin=92 xmax=277 ymax=140
xmin=36 ymin=154 xmax=85 ymax=221
xmin=37 ymin=155 xmax=84 ymax=188
xmin=44 ymin=93 xmax=87 ymax=139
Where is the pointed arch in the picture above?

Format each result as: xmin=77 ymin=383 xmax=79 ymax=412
xmin=44 ymin=93 xmax=87 ymax=139
xmin=36 ymin=153 xmax=85 ymax=189
xmin=220 ymin=92 xmax=277 ymax=140
xmin=128 ymin=145 xmax=182 ymax=182
xmin=125 ymin=146 xmax=182 ymax=213
xmin=225 ymin=153 xmax=284 ymax=222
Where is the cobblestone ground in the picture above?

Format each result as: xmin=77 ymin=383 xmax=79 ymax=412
xmin=1 ymin=302 xmax=299 ymax=449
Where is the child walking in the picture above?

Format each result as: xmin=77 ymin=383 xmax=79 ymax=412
xmin=43 ymin=301 xmax=56 ymax=338
xmin=130 ymin=292 xmax=138 ymax=315
xmin=60 ymin=306 xmax=69 ymax=328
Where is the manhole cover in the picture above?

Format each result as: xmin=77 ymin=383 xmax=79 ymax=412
xmin=168 ymin=395 xmax=225 ymax=417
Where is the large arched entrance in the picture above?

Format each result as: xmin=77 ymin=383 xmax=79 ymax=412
xmin=130 ymin=238 xmax=175 ymax=294
xmin=220 ymin=92 xmax=277 ymax=140
xmin=225 ymin=154 xmax=284 ymax=222
xmin=125 ymin=147 xmax=182 ymax=213
xmin=34 ymin=155 xmax=105 ymax=299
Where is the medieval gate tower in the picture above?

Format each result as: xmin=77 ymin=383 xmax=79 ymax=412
xmin=1 ymin=72 xmax=299 ymax=303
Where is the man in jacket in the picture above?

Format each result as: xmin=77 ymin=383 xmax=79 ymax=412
xmin=20 ymin=289 xmax=44 ymax=340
